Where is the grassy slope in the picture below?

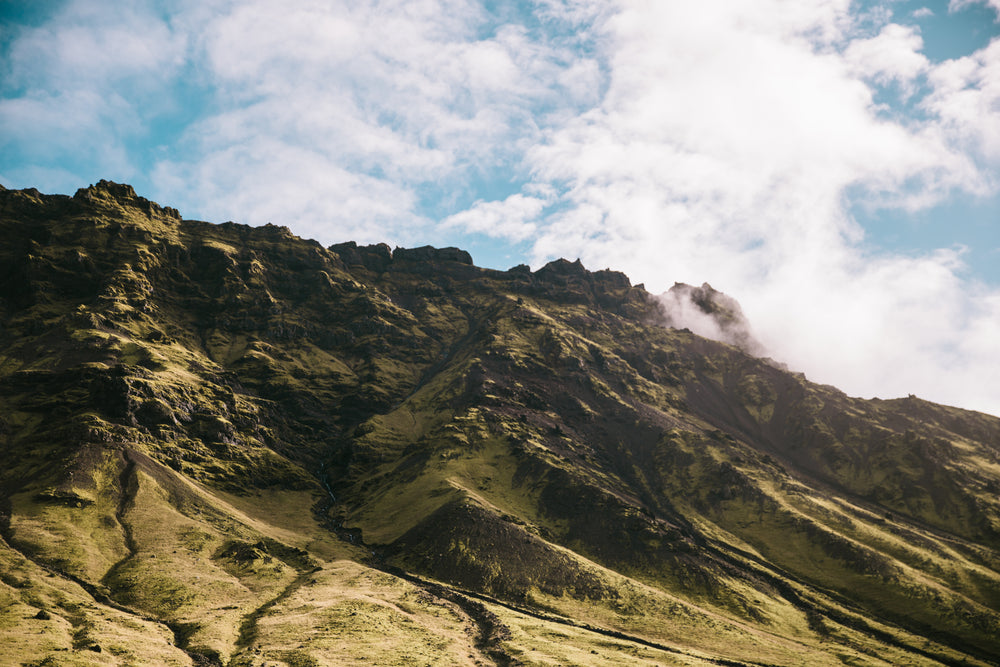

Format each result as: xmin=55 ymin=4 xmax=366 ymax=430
xmin=1 ymin=182 xmax=999 ymax=666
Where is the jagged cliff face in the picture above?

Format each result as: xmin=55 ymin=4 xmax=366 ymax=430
xmin=2 ymin=181 xmax=1000 ymax=667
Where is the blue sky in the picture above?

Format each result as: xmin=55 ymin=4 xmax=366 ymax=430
xmin=1 ymin=0 xmax=999 ymax=416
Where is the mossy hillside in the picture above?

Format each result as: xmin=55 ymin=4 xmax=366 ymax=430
xmin=338 ymin=286 xmax=1000 ymax=664
xmin=0 ymin=359 xmax=318 ymax=500
xmin=228 ymin=560 xmax=486 ymax=667
xmin=0 ymin=598 xmax=187 ymax=665
xmin=326 ymin=237 xmax=1000 ymax=662
xmin=679 ymin=349 xmax=1000 ymax=547
xmin=7 ymin=447 xmax=130 ymax=585
xmin=643 ymin=418 xmax=1000 ymax=649
xmin=325 ymin=302 xmax=990 ymax=663
xmin=0 ymin=529 xmax=191 ymax=666
xmin=648 ymin=441 xmax=1000 ymax=660
xmin=3 ymin=183 xmax=1000 ymax=665
xmin=102 ymin=466 xmax=302 ymax=662
xmin=476 ymin=537 xmax=976 ymax=667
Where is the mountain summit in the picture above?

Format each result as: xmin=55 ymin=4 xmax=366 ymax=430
xmin=658 ymin=281 xmax=767 ymax=356
xmin=1 ymin=182 xmax=999 ymax=666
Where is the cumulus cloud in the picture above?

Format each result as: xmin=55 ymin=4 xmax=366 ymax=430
xmin=519 ymin=0 xmax=1000 ymax=415
xmin=440 ymin=193 xmax=550 ymax=241
xmin=844 ymin=23 xmax=929 ymax=93
xmin=3 ymin=0 xmax=185 ymax=89
xmin=151 ymin=139 xmax=424 ymax=245
xmin=658 ymin=282 xmax=767 ymax=357
xmin=2 ymin=0 xmax=598 ymax=242
xmin=144 ymin=0 xmax=599 ymax=244
xmin=924 ymin=38 xmax=1000 ymax=161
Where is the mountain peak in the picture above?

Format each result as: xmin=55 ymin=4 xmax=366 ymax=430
xmin=658 ymin=281 xmax=766 ymax=356
xmin=74 ymin=179 xmax=138 ymax=200
xmin=73 ymin=179 xmax=181 ymax=221
xmin=536 ymin=257 xmax=587 ymax=276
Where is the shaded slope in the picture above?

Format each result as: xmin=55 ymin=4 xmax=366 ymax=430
xmin=1 ymin=182 xmax=999 ymax=666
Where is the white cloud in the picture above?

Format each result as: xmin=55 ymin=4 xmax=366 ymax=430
xmin=949 ymin=0 xmax=1000 ymax=17
xmin=4 ymin=0 xmax=185 ymax=90
xmin=530 ymin=0 xmax=979 ymax=244
xmin=924 ymin=38 xmax=1000 ymax=161
xmin=912 ymin=7 xmax=934 ymax=19
xmin=152 ymin=138 xmax=425 ymax=246
xmin=145 ymin=0 xmax=599 ymax=242
xmin=0 ymin=89 xmax=138 ymax=182
xmin=746 ymin=247 xmax=1000 ymax=414
xmin=0 ymin=0 xmax=187 ymax=188
xmin=844 ymin=23 xmax=929 ymax=93
xmin=2 ymin=0 xmax=600 ymax=230
xmin=519 ymin=0 xmax=1000 ymax=416
xmin=440 ymin=193 xmax=549 ymax=241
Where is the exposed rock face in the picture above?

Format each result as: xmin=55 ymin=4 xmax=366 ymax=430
xmin=1 ymin=182 xmax=1000 ymax=666
xmin=329 ymin=242 xmax=474 ymax=270
xmin=393 ymin=244 xmax=473 ymax=265
xmin=74 ymin=179 xmax=182 ymax=219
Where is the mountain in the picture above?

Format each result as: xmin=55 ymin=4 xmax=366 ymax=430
xmin=1 ymin=180 xmax=999 ymax=667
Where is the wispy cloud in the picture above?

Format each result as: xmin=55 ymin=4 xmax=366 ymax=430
xmin=3 ymin=1 xmax=185 ymax=89
xmin=949 ymin=0 xmax=1000 ymax=16
xmin=143 ymin=0 xmax=600 ymax=245
xmin=0 ymin=0 xmax=187 ymax=188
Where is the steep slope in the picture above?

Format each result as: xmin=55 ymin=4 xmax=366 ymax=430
xmin=1 ymin=181 xmax=999 ymax=666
